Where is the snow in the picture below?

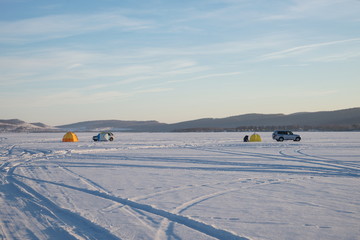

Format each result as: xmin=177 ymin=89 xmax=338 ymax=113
xmin=1 ymin=132 xmax=359 ymax=240
xmin=0 ymin=120 xmax=58 ymax=132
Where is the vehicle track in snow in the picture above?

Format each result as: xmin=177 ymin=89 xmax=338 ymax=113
xmin=2 ymin=133 xmax=359 ymax=240
xmin=63 ymin=144 xmax=302 ymax=239
xmin=131 ymin=177 xmax=252 ymax=202
xmin=0 ymin=145 xmax=41 ymax=184
xmin=54 ymin=152 xmax=348 ymax=177
xmin=3 ymin=143 xmax=242 ymax=239
xmin=9 ymin=141 xmax=356 ymax=239
xmin=295 ymin=149 xmax=360 ymax=170
xmin=57 ymin=164 xmax=159 ymax=237
xmin=0 ymin=145 xmax=121 ymax=240
xmin=15 ymin=172 xmax=249 ymax=240
xmin=185 ymin=145 xmax=360 ymax=177
xmin=3 ymin=144 xmax=249 ymax=240
xmin=279 ymin=149 xmax=360 ymax=176
xmin=154 ymin=177 xmax=291 ymax=240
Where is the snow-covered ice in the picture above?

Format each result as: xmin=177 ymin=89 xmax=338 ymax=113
xmin=0 ymin=132 xmax=359 ymax=240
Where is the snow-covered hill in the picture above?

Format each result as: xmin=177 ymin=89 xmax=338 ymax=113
xmin=57 ymin=107 xmax=360 ymax=132
xmin=0 ymin=119 xmax=58 ymax=132
xmin=56 ymin=119 xmax=165 ymax=132
xmin=2 ymin=107 xmax=360 ymax=132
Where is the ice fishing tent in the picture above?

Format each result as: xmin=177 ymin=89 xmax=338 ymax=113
xmin=93 ymin=132 xmax=114 ymax=141
xmin=249 ymin=133 xmax=262 ymax=142
xmin=62 ymin=131 xmax=79 ymax=142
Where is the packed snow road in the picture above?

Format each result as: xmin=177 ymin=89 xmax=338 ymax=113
xmin=0 ymin=132 xmax=359 ymax=240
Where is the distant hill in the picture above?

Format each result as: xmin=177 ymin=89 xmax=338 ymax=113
xmin=0 ymin=119 xmax=58 ymax=132
xmin=1 ymin=107 xmax=360 ymax=132
xmin=56 ymin=108 xmax=360 ymax=132
xmin=57 ymin=120 xmax=165 ymax=132
xmin=167 ymin=108 xmax=360 ymax=132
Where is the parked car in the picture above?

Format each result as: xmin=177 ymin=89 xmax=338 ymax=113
xmin=272 ymin=130 xmax=301 ymax=142
xmin=93 ymin=132 xmax=114 ymax=141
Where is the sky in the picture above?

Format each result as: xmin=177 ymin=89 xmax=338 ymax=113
xmin=0 ymin=0 xmax=359 ymax=125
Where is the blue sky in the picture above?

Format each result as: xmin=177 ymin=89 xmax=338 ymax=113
xmin=1 ymin=0 xmax=359 ymax=125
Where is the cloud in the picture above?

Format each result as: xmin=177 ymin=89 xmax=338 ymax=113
xmin=67 ymin=63 xmax=83 ymax=70
xmin=1 ymin=86 xmax=173 ymax=109
xmin=257 ymin=38 xmax=360 ymax=61
xmin=0 ymin=45 xmax=212 ymax=87
xmin=167 ymin=71 xmax=244 ymax=84
xmin=0 ymin=12 xmax=152 ymax=43
xmin=309 ymin=51 xmax=360 ymax=63
xmin=261 ymin=0 xmax=359 ymax=21
xmin=289 ymin=0 xmax=345 ymax=13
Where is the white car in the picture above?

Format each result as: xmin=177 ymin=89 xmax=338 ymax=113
xmin=272 ymin=130 xmax=301 ymax=142
xmin=93 ymin=132 xmax=114 ymax=141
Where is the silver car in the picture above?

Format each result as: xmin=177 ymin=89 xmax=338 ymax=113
xmin=272 ymin=130 xmax=301 ymax=142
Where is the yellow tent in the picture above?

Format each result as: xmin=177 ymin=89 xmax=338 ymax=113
xmin=62 ymin=132 xmax=79 ymax=142
xmin=249 ymin=133 xmax=262 ymax=142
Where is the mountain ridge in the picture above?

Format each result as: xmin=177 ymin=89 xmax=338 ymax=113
xmin=56 ymin=107 xmax=360 ymax=131
xmin=0 ymin=119 xmax=58 ymax=132
xmin=1 ymin=107 xmax=359 ymax=132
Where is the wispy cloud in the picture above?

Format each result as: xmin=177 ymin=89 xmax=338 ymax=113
xmin=0 ymin=47 xmax=209 ymax=90
xmin=289 ymin=0 xmax=345 ymax=13
xmin=2 ymin=86 xmax=173 ymax=108
xmin=309 ymin=51 xmax=360 ymax=63
xmin=0 ymin=12 xmax=152 ymax=43
xmin=261 ymin=0 xmax=358 ymax=21
xmin=257 ymin=38 xmax=360 ymax=61
xmin=167 ymin=71 xmax=244 ymax=84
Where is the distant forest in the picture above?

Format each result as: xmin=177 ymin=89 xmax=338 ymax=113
xmin=174 ymin=124 xmax=360 ymax=132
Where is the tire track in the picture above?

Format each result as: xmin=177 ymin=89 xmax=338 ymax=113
xmin=296 ymin=149 xmax=360 ymax=170
xmin=155 ymin=178 xmax=289 ymax=240
xmin=186 ymin=145 xmax=360 ymax=177
xmin=279 ymin=149 xmax=360 ymax=175
xmin=14 ymin=174 xmax=249 ymax=240
xmin=1 ymin=147 xmax=121 ymax=240
xmin=58 ymin=165 xmax=158 ymax=235
xmin=131 ymin=177 xmax=250 ymax=202
xmin=9 ymin=176 xmax=121 ymax=240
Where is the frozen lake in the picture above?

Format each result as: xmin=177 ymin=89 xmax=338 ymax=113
xmin=1 ymin=132 xmax=359 ymax=240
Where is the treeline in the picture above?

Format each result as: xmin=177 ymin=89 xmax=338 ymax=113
xmin=173 ymin=124 xmax=360 ymax=132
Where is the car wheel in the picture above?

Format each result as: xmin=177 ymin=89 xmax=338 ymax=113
xmin=278 ymin=137 xmax=284 ymax=142
xmin=109 ymin=137 xmax=114 ymax=141
xmin=294 ymin=137 xmax=301 ymax=141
